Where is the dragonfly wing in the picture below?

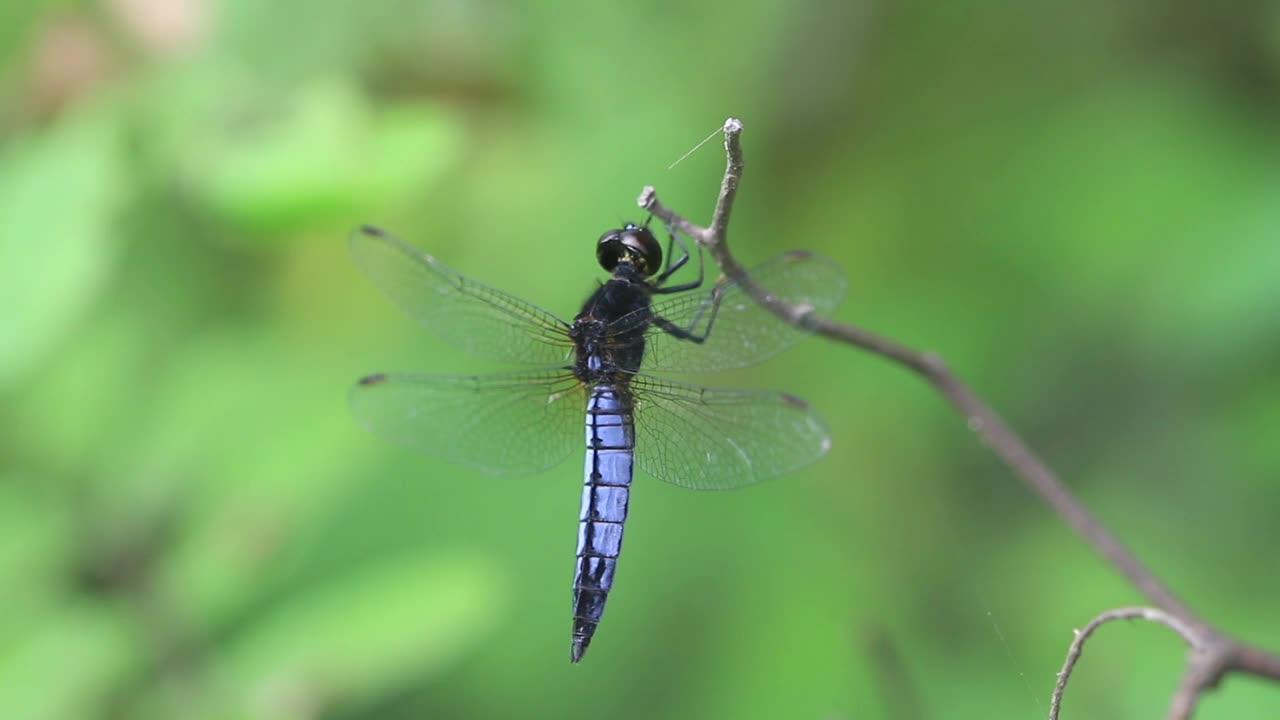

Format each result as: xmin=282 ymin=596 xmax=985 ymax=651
xmin=629 ymin=375 xmax=830 ymax=490
xmin=350 ymin=225 xmax=574 ymax=366
xmin=350 ymin=368 xmax=584 ymax=476
xmin=625 ymin=250 xmax=845 ymax=373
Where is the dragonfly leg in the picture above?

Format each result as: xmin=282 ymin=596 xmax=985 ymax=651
xmin=651 ymin=282 xmax=727 ymax=344
xmin=660 ymin=228 xmax=680 ymax=277
xmin=653 ymin=226 xmax=703 ymax=292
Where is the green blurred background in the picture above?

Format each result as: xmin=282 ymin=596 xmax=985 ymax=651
xmin=3 ymin=1 xmax=1279 ymax=718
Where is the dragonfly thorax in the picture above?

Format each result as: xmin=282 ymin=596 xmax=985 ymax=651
xmin=571 ymin=274 xmax=653 ymax=382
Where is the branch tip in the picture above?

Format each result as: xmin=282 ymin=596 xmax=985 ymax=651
xmin=637 ymin=185 xmax=656 ymax=210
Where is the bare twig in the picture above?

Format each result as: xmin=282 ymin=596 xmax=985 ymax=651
xmin=1049 ymin=607 xmax=1204 ymax=720
xmin=637 ymin=117 xmax=1280 ymax=718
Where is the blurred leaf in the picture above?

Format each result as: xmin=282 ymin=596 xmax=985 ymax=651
xmin=5 ymin=304 xmax=157 ymax=477
xmin=1139 ymin=180 xmax=1280 ymax=360
xmin=0 ymin=603 xmax=137 ymax=720
xmin=178 ymin=77 xmax=463 ymax=238
xmin=129 ymin=331 xmax=372 ymax=624
xmin=0 ymin=476 xmax=74 ymax=646
xmin=215 ymin=551 xmax=503 ymax=718
xmin=0 ymin=109 xmax=126 ymax=384
xmin=0 ymin=1 xmax=43 ymax=69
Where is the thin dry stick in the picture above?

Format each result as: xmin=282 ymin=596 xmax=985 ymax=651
xmin=638 ymin=117 xmax=1280 ymax=719
xmin=1049 ymin=607 xmax=1204 ymax=720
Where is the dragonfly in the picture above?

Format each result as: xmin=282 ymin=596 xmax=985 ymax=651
xmin=349 ymin=220 xmax=844 ymax=662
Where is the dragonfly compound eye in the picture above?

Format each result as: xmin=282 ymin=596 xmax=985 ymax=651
xmin=596 ymin=224 xmax=662 ymax=276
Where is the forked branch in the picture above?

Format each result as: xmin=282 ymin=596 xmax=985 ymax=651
xmin=637 ymin=117 xmax=1280 ymax=719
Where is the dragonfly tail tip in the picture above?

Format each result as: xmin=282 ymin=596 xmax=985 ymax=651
xmin=570 ymin=638 xmax=589 ymax=664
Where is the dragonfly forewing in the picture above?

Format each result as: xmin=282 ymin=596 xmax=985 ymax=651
xmin=350 ymin=225 xmax=575 ymax=366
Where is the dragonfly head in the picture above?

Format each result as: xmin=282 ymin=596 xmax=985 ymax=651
xmin=597 ymin=223 xmax=661 ymax=277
